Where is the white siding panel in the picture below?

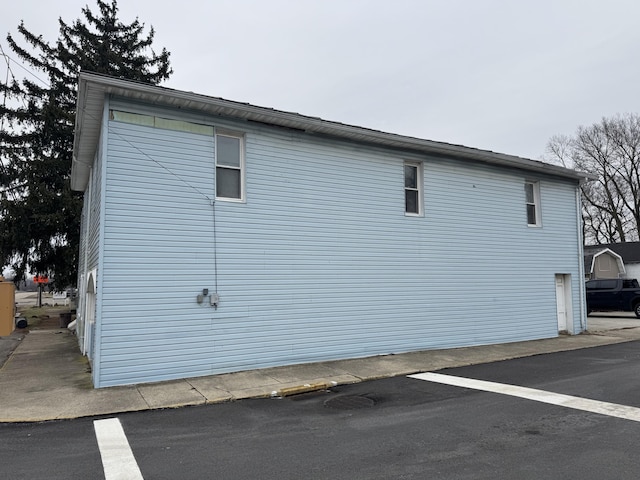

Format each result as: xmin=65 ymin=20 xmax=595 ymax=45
xmin=625 ymin=264 xmax=640 ymax=281
xmin=96 ymin=113 xmax=583 ymax=387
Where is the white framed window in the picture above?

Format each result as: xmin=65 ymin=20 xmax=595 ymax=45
xmin=525 ymin=181 xmax=541 ymax=226
xmin=404 ymin=162 xmax=423 ymax=216
xmin=216 ymin=132 xmax=245 ymax=201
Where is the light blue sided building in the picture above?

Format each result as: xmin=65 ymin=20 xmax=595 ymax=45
xmin=71 ymin=72 xmax=594 ymax=388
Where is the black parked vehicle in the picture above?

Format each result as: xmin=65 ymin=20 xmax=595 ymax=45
xmin=585 ymin=278 xmax=640 ymax=317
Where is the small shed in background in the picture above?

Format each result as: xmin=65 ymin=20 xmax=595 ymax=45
xmin=584 ymin=242 xmax=640 ymax=280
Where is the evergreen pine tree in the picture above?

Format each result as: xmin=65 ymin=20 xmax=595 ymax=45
xmin=0 ymin=0 xmax=172 ymax=288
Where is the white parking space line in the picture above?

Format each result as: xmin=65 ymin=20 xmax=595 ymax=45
xmin=409 ymin=372 xmax=640 ymax=423
xmin=94 ymin=418 xmax=144 ymax=480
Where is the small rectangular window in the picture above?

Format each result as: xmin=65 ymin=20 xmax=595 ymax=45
xmin=525 ymin=181 xmax=541 ymax=226
xmin=405 ymin=162 xmax=422 ymax=216
xmin=600 ymin=279 xmax=618 ymax=289
xmin=216 ymin=133 xmax=245 ymax=201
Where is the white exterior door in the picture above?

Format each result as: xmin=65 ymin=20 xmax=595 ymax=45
xmin=83 ymin=271 xmax=97 ymax=358
xmin=555 ymin=274 xmax=568 ymax=332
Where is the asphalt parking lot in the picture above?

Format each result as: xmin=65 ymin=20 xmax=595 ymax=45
xmin=119 ymin=340 xmax=640 ymax=479
xmin=2 ymin=340 xmax=640 ymax=479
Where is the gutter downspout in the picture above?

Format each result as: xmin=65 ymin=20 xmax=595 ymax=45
xmin=576 ymin=185 xmax=587 ymax=332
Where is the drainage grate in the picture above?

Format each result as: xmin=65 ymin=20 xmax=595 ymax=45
xmin=324 ymin=395 xmax=376 ymax=410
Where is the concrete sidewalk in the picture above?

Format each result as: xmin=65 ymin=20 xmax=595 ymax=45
xmin=1 ymin=318 xmax=640 ymax=423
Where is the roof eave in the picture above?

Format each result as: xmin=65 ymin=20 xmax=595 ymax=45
xmin=70 ymin=72 xmax=597 ymax=192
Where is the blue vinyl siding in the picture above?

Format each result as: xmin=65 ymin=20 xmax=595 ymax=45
xmin=75 ymin=191 xmax=89 ymax=350
xmin=93 ymin=106 xmax=583 ymax=387
xmin=100 ymin=118 xmax=216 ymax=386
xmin=76 ymin=127 xmax=106 ymax=357
xmin=87 ymin=147 xmax=103 ymax=274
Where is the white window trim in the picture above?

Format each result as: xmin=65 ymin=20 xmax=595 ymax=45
xmin=525 ymin=180 xmax=541 ymax=227
xmin=404 ymin=162 xmax=424 ymax=217
xmin=215 ymin=130 xmax=246 ymax=202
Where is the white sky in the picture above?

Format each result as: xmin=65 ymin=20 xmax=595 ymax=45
xmin=2 ymin=0 xmax=640 ymax=161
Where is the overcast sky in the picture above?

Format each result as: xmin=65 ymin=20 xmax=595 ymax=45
xmin=2 ymin=0 xmax=640 ymax=161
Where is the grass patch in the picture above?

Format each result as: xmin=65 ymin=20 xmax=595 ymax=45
xmin=18 ymin=305 xmax=72 ymax=328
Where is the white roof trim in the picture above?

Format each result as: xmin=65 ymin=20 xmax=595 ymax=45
xmin=590 ymin=248 xmax=626 ymax=275
xmin=71 ymin=71 xmax=597 ymax=192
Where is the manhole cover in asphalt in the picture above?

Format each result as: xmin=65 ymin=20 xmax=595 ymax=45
xmin=324 ymin=395 xmax=376 ymax=410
